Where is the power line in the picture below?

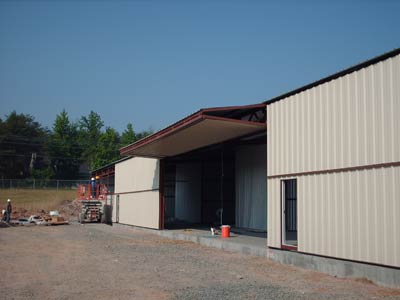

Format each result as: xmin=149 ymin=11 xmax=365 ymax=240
xmin=0 ymin=153 xmax=86 ymax=161
xmin=0 ymin=140 xmax=88 ymax=150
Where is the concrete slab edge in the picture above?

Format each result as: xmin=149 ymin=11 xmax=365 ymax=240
xmin=156 ymin=230 xmax=270 ymax=258
xmin=266 ymin=248 xmax=400 ymax=289
xmin=113 ymin=224 xmax=400 ymax=289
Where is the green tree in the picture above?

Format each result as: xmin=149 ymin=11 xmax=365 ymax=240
xmin=49 ymin=110 xmax=82 ymax=179
xmin=120 ymin=123 xmax=136 ymax=147
xmin=135 ymin=127 xmax=154 ymax=141
xmin=0 ymin=111 xmax=48 ymax=178
xmin=92 ymin=127 xmax=120 ymax=169
xmin=78 ymin=111 xmax=104 ymax=170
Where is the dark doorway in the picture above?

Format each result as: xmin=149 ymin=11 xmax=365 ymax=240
xmin=163 ymin=145 xmax=235 ymax=228
xmin=282 ymin=179 xmax=297 ymax=248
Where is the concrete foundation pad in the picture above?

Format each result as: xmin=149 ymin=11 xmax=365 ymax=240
xmin=158 ymin=229 xmax=269 ymax=258
xmin=267 ymin=248 xmax=400 ymax=289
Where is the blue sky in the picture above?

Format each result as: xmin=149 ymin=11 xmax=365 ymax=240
xmin=1 ymin=0 xmax=399 ymax=133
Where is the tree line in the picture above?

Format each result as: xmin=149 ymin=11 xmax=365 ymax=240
xmin=0 ymin=110 xmax=153 ymax=180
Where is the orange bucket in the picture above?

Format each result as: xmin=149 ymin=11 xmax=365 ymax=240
xmin=221 ymin=225 xmax=230 ymax=238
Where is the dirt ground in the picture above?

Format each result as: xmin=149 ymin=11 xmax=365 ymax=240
xmin=0 ymin=223 xmax=399 ymax=300
xmin=0 ymin=189 xmax=77 ymax=216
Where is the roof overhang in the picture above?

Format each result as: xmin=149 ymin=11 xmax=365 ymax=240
xmin=120 ymin=104 xmax=266 ymax=158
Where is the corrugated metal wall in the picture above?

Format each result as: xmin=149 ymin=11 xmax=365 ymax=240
xmin=114 ymin=157 xmax=160 ymax=229
xmin=268 ymin=55 xmax=400 ymax=176
xmin=267 ymin=54 xmax=400 ymax=267
xmin=297 ymin=167 xmax=400 ymax=267
xmin=267 ymin=177 xmax=280 ymax=248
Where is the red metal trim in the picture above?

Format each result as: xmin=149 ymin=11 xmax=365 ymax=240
xmin=120 ymin=153 xmax=168 ymax=159
xmin=159 ymin=159 xmax=165 ymax=230
xmin=282 ymin=244 xmax=298 ymax=251
xmin=268 ymin=161 xmax=400 ymax=179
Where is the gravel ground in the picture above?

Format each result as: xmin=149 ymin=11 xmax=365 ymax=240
xmin=0 ymin=223 xmax=399 ymax=300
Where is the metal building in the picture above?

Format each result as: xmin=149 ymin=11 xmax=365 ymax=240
xmin=267 ymin=48 xmax=400 ymax=268
xmin=112 ymin=48 xmax=400 ymax=284
xmin=116 ymin=104 xmax=268 ymax=232
xmin=113 ymin=156 xmax=161 ymax=229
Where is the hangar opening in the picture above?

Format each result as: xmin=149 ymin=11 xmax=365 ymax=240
xmin=162 ymin=137 xmax=267 ymax=232
xmin=120 ymin=104 xmax=267 ymax=233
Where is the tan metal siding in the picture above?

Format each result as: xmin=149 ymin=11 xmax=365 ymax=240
xmin=118 ymin=191 xmax=160 ymax=229
xmin=267 ymin=55 xmax=400 ymax=177
xmin=267 ymin=166 xmax=400 ymax=267
xmin=297 ymin=167 xmax=400 ymax=267
xmin=267 ymin=54 xmax=400 ymax=267
xmin=114 ymin=157 xmax=160 ymax=229
xmin=115 ymin=157 xmax=159 ymax=192
xmin=267 ymin=177 xmax=281 ymax=248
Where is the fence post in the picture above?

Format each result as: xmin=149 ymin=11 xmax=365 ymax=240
xmin=57 ymin=180 xmax=59 ymax=191
xmin=33 ymin=179 xmax=35 ymax=189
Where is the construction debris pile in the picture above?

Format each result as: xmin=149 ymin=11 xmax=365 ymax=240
xmin=59 ymin=199 xmax=82 ymax=218
xmin=1 ymin=210 xmax=69 ymax=227
xmin=0 ymin=202 xmax=79 ymax=227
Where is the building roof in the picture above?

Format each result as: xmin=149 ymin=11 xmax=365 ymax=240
xmin=120 ymin=104 xmax=266 ymax=158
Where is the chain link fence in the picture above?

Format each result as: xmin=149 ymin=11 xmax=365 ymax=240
xmin=0 ymin=179 xmax=89 ymax=190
